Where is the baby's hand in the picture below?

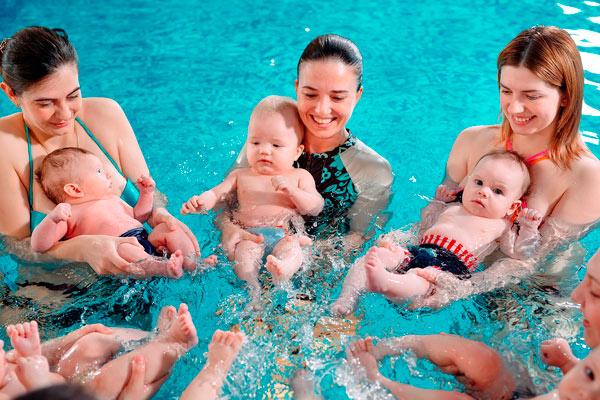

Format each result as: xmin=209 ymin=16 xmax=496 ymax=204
xmin=136 ymin=175 xmax=156 ymax=194
xmin=435 ymin=184 xmax=460 ymax=203
xmin=540 ymin=338 xmax=575 ymax=369
xmin=518 ymin=208 xmax=543 ymax=228
xmin=181 ymin=191 xmax=217 ymax=215
xmin=271 ymin=176 xmax=293 ymax=195
xmin=48 ymin=203 xmax=71 ymax=223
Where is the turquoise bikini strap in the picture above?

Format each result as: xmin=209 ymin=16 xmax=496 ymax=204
xmin=25 ymin=123 xmax=34 ymax=209
xmin=75 ymin=117 xmax=125 ymax=176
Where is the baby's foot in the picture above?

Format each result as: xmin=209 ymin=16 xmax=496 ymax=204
xmin=167 ymin=250 xmax=184 ymax=278
xmin=330 ymin=296 xmax=357 ymax=317
xmin=156 ymin=305 xmax=177 ymax=334
xmin=7 ymin=321 xmax=42 ymax=358
xmin=182 ymin=254 xmax=198 ymax=272
xmin=158 ymin=304 xmax=198 ymax=352
xmin=266 ymin=255 xmax=290 ymax=282
xmin=205 ymin=330 xmax=245 ymax=378
xmin=203 ymin=254 xmax=218 ymax=266
xmin=364 ymin=252 xmax=393 ymax=294
xmin=347 ymin=338 xmax=381 ymax=382
xmin=298 ymin=235 xmax=313 ymax=247
xmin=291 ymin=369 xmax=322 ymax=400
xmin=15 ymin=355 xmax=56 ymax=390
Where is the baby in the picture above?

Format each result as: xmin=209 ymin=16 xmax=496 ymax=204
xmin=31 ymin=147 xmax=200 ymax=278
xmin=181 ymin=96 xmax=324 ymax=291
xmin=332 ymin=151 xmax=542 ymax=314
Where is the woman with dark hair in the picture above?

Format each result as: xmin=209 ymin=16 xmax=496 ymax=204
xmin=411 ymin=26 xmax=600 ymax=308
xmin=220 ymin=34 xmax=393 ymax=256
xmin=0 ymin=26 xmax=198 ymax=276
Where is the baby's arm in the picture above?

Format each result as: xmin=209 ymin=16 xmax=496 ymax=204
xmin=30 ymin=203 xmax=71 ymax=253
xmin=498 ymin=208 xmax=542 ymax=259
xmin=133 ymin=175 xmax=155 ymax=222
xmin=271 ymin=170 xmax=324 ymax=216
xmin=181 ymin=171 xmax=239 ymax=215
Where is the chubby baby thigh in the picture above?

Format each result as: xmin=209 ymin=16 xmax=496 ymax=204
xmin=148 ymin=222 xmax=195 ymax=256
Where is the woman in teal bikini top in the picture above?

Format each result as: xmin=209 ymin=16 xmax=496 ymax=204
xmin=26 ymin=117 xmax=141 ymax=232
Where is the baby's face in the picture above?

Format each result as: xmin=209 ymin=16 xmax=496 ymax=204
xmin=461 ymin=157 xmax=526 ymax=219
xmin=246 ymin=112 xmax=303 ymax=175
xmin=559 ymin=347 xmax=600 ymax=400
xmin=76 ymin=154 xmax=113 ymax=198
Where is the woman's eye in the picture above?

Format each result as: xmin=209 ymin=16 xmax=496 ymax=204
xmin=493 ymin=188 xmax=504 ymax=195
xmin=303 ymin=93 xmax=317 ymax=98
xmin=332 ymin=96 xmax=345 ymax=101
xmin=585 ymin=366 xmax=595 ymax=381
xmin=501 ymin=90 xmax=511 ymax=95
xmin=526 ymin=95 xmax=540 ymax=101
xmin=37 ymin=102 xmax=52 ymax=107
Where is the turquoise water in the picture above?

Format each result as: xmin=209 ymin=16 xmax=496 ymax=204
xmin=1 ymin=0 xmax=600 ymax=398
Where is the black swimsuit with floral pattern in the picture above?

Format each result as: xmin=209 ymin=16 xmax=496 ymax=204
xmin=296 ymin=133 xmax=358 ymax=237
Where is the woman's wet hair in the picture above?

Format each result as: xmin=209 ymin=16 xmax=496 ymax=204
xmin=497 ymin=26 xmax=586 ymax=169
xmin=0 ymin=26 xmax=78 ymax=95
xmin=297 ymin=34 xmax=362 ymax=90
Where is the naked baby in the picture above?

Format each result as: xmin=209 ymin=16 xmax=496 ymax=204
xmin=332 ymin=151 xmax=542 ymax=314
xmin=31 ymin=147 xmax=202 ymax=278
xmin=182 ymin=96 xmax=324 ymax=292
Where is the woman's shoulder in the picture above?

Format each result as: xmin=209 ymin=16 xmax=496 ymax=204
xmin=343 ymin=136 xmax=393 ymax=185
xmin=80 ymin=97 xmax=126 ymax=120
xmin=570 ymin=151 xmax=600 ymax=182
xmin=455 ymin=125 xmax=500 ymax=146
xmin=0 ymin=112 xmax=26 ymax=148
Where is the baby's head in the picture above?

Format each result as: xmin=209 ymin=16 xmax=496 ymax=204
xmin=461 ymin=151 xmax=530 ymax=219
xmin=37 ymin=147 xmax=112 ymax=204
xmin=246 ymin=95 xmax=304 ymax=175
xmin=559 ymin=345 xmax=600 ymax=399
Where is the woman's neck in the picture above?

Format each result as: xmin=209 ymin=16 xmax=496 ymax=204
xmin=509 ymin=123 xmax=554 ymax=157
xmin=303 ymin=129 xmax=348 ymax=154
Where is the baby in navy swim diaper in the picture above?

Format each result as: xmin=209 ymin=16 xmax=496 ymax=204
xmin=333 ymin=151 xmax=542 ymax=314
xmin=182 ymin=96 xmax=324 ymax=293
xmin=31 ymin=147 xmax=202 ymax=278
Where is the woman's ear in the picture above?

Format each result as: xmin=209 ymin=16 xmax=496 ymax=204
xmin=63 ymin=183 xmax=83 ymax=198
xmin=0 ymin=82 xmax=20 ymax=108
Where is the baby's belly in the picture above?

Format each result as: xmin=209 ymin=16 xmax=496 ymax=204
xmin=234 ymin=206 xmax=295 ymax=228
xmin=72 ymin=215 xmax=142 ymax=237
xmin=423 ymin=225 xmax=483 ymax=254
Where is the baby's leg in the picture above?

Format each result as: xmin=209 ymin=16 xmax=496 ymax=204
xmin=117 ymin=242 xmax=184 ymax=279
xmin=331 ymin=244 xmax=409 ymax=316
xmin=290 ymin=370 xmax=323 ymax=400
xmin=233 ymin=240 xmax=264 ymax=291
xmin=180 ymin=329 xmax=245 ymax=400
xmin=149 ymin=222 xmax=198 ymax=271
xmin=87 ymin=304 xmax=198 ymax=400
xmin=265 ymin=236 xmax=303 ymax=283
xmin=364 ymin=253 xmax=431 ymax=302
xmin=56 ymin=326 xmax=151 ymax=379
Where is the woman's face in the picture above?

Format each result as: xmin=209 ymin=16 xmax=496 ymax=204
xmin=295 ymin=59 xmax=362 ymax=141
xmin=499 ymin=65 xmax=563 ymax=139
xmin=18 ymin=62 xmax=82 ymax=137
xmin=572 ymin=250 xmax=600 ymax=348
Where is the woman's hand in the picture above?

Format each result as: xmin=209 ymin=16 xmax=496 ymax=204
xmin=150 ymin=207 xmax=200 ymax=255
xmin=82 ymin=235 xmax=146 ymax=276
xmin=117 ymin=356 xmax=167 ymax=400
xmin=409 ymin=267 xmax=473 ymax=309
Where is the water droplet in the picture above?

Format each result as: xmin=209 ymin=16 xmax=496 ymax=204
xmin=409 ymin=176 xmax=417 ymax=183
xmin=305 ymin=27 xmax=310 ymax=32
xmin=270 ymin=58 xmax=276 ymax=66
xmin=228 ymin=120 xmax=234 ymax=125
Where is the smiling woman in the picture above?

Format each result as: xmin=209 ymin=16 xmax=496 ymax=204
xmin=0 ymin=26 xmax=198 ymax=276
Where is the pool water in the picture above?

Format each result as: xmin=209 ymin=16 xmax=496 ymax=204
xmin=1 ymin=0 xmax=600 ymax=398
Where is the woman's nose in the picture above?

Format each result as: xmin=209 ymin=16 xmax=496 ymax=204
xmin=315 ymin=97 xmax=331 ymax=115
xmin=54 ymin=100 xmax=72 ymax=120
xmin=507 ymin=98 xmax=525 ymax=114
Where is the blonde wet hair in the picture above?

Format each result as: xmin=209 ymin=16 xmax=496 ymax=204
xmin=249 ymin=95 xmax=304 ymax=144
